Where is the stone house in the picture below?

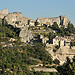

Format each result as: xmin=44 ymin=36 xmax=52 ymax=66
xmin=29 ymin=20 xmax=36 ymax=26
xmin=53 ymin=36 xmax=71 ymax=47
xmin=42 ymin=37 xmax=49 ymax=44
xmin=39 ymin=35 xmax=49 ymax=44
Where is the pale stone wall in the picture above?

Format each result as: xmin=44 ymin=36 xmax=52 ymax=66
xmin=29 ymin=20 xmax=36 ymax=26
xmin=19 ymin=26 xmax=33 ymax=43
xmin=36 ymin=15 xmax=71 ymax=28
xmin=0 ymin=9 xmax=8 ymax=19
xmin=53 ymin=36 xmax=70 ymax=47
xmin=42 ymin=37 xmax=49 ymax=43
xmin=53 ymin=39 xmax=59 ymax=46
xmin=30 ymin=68 xmax=57 ymax=72
xmin=0 ymin=9 xmax=8 ymax=15
xmin=5 ymin=12 xmax=30 ymax=28
xmin=71 ymin=46 xmax=75 ymax=50
xmin=60 ymin=15 xmax=71 ymax=28
xmin=0 ymin=9 xmax=33 ymax=43
xmin=37 ymin=17 xmax=60 ymax=26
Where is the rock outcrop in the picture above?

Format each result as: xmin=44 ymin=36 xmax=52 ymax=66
xmin=19 ymin=26 xmax=33 ymax=43
xmin=5 ymin=12 xmax=30 ymax=28
xmin=36 ymin=15 xmax=72 ymax=28
xmin=46 ymin=44 xmax=75 ymax=65
xmin=0 ymin=9 xmax=8 ymax=19
xmin=0 ymin=9 xmax=33 ymax=43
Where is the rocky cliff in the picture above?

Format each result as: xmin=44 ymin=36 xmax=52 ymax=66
xmin=0 ymin=9 xmax=33 ymax=43
xmin=19 ymin=26 xmax=33 ymax=43
xmin=46 ymin=44 xmax=75 ymax=65
xmin=36 ymin=15 xmax=72 ymax=28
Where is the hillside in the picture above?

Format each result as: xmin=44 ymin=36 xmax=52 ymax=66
xmin=0 ymin=9 xmax=75 ymax=75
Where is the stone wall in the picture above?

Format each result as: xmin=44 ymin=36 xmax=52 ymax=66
xmin=36 ymin=15 xmax=71 ymax=28
xmin=4 ymin=12 xmax=30 ymax=28
xmin=0 ymin=9 xmax=8 ymax=19
xmin=0 ymin=9 xmax=8 ymax=15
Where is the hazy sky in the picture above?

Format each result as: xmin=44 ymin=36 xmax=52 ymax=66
xmin=0 ymin=0 xmax=75 ymax=25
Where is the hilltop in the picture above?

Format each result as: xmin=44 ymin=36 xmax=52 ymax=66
xmin=0 ymin=9 xmax=75 ymax=75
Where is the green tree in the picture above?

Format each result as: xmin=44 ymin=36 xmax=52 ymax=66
xmin=52 ymin=22 xmax=59 ymax=30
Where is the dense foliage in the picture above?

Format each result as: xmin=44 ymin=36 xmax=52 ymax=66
xmin=51 ymin=22 xmax=75 ymax=36
xmin=0 ymin=20 xmax=20 ymax=41
xmin=57 ymin=57 xmax=75 ymax=75
xmin=0 ymin=19 xmax=75 ymax=75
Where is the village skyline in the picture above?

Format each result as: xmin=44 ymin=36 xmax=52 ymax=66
xmin=0 ymin=0 xmax=75 ymax=25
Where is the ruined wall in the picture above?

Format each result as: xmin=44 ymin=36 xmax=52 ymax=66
xmin=0 ymin=9 xmax=8 ymax=19
xmin=0 ymin=9 xmax=8 ymax=15
xmin=36 ymin=15 xmax=71 ymax=28
xmin=5 ymin=12 xmax=30 ymax=28
xmin=37 ymin=17 xmax=60 ymax=26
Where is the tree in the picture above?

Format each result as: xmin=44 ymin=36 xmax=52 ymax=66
xmin=52 ymin=22 xmax=59 ymax=30
xmin=48 ymin=32 xmax=56 ymax=44
xmin=35 ymin=21 xmax=39 ymax=26
xmin=53 ymin=59 xmax=60 ymax=65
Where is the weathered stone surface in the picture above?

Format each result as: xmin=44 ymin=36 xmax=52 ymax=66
xmin=19 ymin=26 xmax=33 ymax=43
xmin=29 ymin=68 xmax=57 ymax=72
xmin=0 ymin=9 xmax=33 ymax=43
xmin=37 ymin=17 xmax=60 ymax=26
xmin=36 ymin=15 xmax=72 ymax=28
xmin=29 ymin=19 xmax=36 ymax=26
xmin=4 ymin=12 xmax=30 ymax=27
xmin=0 ymin=9 xmax=8 ymax=19
xmin=46 ymin=44 xmax=75 ymax=65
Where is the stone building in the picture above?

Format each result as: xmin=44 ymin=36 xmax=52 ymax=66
xmin=39 ymin=35 xmax=49 ymax=44
xmin=42 ymin=37 xmax=49 ymax=44
xmin=53 ymin=36 xmax=71 ymax=47
xmin=29 ymin=20 xmax=36 ymax=26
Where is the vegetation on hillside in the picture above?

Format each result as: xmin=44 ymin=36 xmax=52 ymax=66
xmin=0 ymin=19 xmax=75 ymax=75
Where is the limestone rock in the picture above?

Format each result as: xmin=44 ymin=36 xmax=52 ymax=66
xmin=4 ymin=12 xmax=30 ymax=28
xmin=19 ymin=26 xmax=33 ymax=43
xmin=37 ymin=17 xmax=60 ymax=26
xmin=36 ymin=15 xmax=72 ymax=28
xmin=0 ymin=9 xmax=8 ymax=19
xmin=0 ymin=9 xmax=33 ymax=43
xmin=46 ymin=45 xmax=75 ymax=65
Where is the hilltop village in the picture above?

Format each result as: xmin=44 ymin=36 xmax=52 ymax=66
xmin=0 ymin=9 xmax=75 ymax=75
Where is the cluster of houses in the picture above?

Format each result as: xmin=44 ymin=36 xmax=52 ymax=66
xmin=39 ymin=34 xmax=75 ymax=48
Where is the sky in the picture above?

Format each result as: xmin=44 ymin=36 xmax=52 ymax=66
xmin=0 ymin=0 xmax=75 ymax=25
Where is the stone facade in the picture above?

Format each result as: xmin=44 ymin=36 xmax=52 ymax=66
xmin=53 ymin=36 xmax=71 ymax=47
xmin=0 ymin=9 xmax=8 ymax=15
xmin=29 ymin=20 xmax=36 ymax=26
